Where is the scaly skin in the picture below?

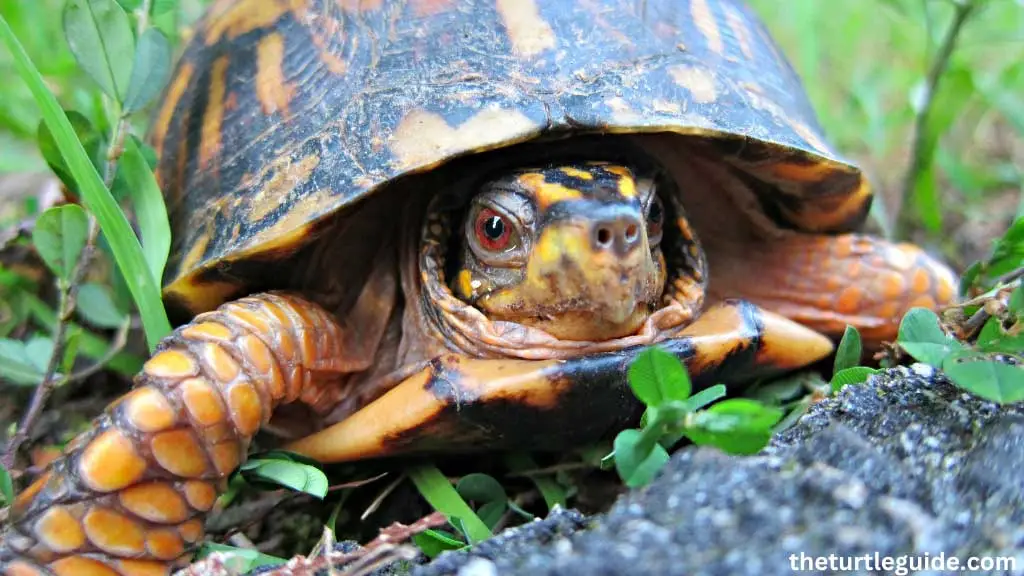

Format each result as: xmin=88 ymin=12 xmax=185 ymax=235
xmin=0 ymin=293 xmax=346 ymax=576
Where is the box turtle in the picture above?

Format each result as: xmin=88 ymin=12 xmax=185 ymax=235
xmin=0 ymin=0 xmax=957 ymax=573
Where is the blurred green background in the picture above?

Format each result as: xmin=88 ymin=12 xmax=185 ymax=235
xmin=2 ymin=0 xmax=1023 ymax=269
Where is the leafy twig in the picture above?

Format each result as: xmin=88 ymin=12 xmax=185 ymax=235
xmin=2 ymin=111 xmax=130 ymax=469
xmin=894 ymin=0 xmax=979 ymax=238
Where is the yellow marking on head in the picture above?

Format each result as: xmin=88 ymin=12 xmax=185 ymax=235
xmin=690 ymin=0 xmax=724 ymax=55
xmin=256 ymin=32 xmax=294 ymax=116
xmin=206 ymin=0 xmax=305 ymax=44
xmin=603 ymin=165 xmax=631 ymax=178
xmin=519 ymin=173 xmax=583 ymax=210
xmin=724 ymin=6 xmax=754 ymax=60
xmin=560 ymin=167 xmax=593 ymax=180
xmin=199 ymin=56 xmax=228 ymax=170
xmin=247 ymin=153 xmax=321 ymax=223
xmin=496 ymin=0 xmax=555 ymax=57
xmin=535 ymin=225 xmax=586 ymax=266
xmin=151 ymin=63 xmax=193 ymax=161
xmin=457 ymin=269 xmax=475 ymax=298
xmin=668 ymin=65 xmax=717 ymax=103
xmin=617 ymin=175 xmax=637 ymax=198
xmin=389 ymin=107 xmax=540 ymax=171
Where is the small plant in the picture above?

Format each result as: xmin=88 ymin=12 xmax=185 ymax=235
xmin=608 ymin=347 xmax=784 ymax=488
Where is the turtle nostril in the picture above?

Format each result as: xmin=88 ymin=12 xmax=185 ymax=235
xmin=596 ymin=227 xmax=612 ymax=246
xmin=624 ymin=224 xmax=638 ymax=242
xmin=592 ymin=214 xmax=642 ymax=256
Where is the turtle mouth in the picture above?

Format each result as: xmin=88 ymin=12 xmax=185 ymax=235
xmin=416 ymin=183 xmax=708 ymax=360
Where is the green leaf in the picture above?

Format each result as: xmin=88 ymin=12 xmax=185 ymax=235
xmin=76 ymin=282 xmax=128 ymax=328
xmin=833 ymin=325 xmax=863 ymax=372
xmin=684 ymin=399 xmax=783 ymax=455
xmin=830 ymin=367 xmax=878 ymax=393
xmin=959 ymin=261 xmax=982 ymax=297
xmin=476 ymin=500 xmax=507 ymax=530
xmin=942 ymin=355 xmax=1024 ymax=404
xmin=32 ymin=204 xmax=89 ymax=281
xmin=239 ymin=459 xmax=328 ymax=499
xmin=115 ymin=137 xmax=171 ymax=284
xmin=37 ymin=112 xmax=104 ymax=194
xmin=0 ymin=338 xmax=43 ymax=385
xmin=0 ymin=462 xmax=12 ymax=505
xmin=123 ymin=28 xmax=171 ymax=113
xmin=455 ymin=473 xmax=506 ymax=504
xmin=413 ymin=529 xmax=466 ymax=559
xmin=1 ymin=13 xmax=173 ymax=350
xmin=613 ymin=428 xmax=670 ymax=488
xmin=681 ymin=384 xmax=726 ymax=413
xmin=151 ymin=0 xmax=178 ymax=16
xmin=62 ymin=0 xmax=135 ymax=102
xmin=115 ymin=0 xmax=142 ymax=10
xmin=193 ymin=543 xmax=285 ymax=571
xmin=897 ymin=307 xmax=964 ymax=367
xmin=504 ymin=452 xmax=567 ymax=512
xmin=627 ymin=346 xmax=691 ymax=407
xmin=407 ymin=465 xmax=491 ymax=544
xmin=1010 ymin=283 xmax=1024 ymax=318
xmin=24 ymin=335 xmax=54 ymax=373
xmin=61 ymin=328 xmax=82 ymax=374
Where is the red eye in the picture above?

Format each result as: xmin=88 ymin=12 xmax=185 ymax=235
xmin=475 ymin=208 xmax=513 ymax=251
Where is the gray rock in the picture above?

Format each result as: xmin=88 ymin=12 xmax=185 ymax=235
xmin=411 ymin=367 xmax=1024 ymax=576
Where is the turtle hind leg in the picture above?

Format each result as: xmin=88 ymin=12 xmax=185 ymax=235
xmin=0 ymin=293 xmax=356 ymax=575
xmin=708 ymin=233 xmax=958 ymax=347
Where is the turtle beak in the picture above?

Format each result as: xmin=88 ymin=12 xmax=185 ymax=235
xmin=479 ymin=202 xmax=665 ymax=340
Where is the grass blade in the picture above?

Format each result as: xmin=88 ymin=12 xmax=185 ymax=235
xmin=407 ymin=465 xmax=491 ymax=544
xmin=0 ymin=14 xmax=171 ymax=350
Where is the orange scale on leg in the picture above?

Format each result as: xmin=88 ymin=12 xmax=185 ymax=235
xmin=49 ymin=556 xmax=120 ymax=576
xmin=79 ymin=429 xmax=148 ymax=492
xmin=82 ymin=508 xmax=146 ymax=556
xmin=33 ymin=506 xmax=85 ymax=553
xmin=181 ymin=378 xmax=227 ymax=427
xmin=183 ymin=480 xmax=217 ymax=512
xmin=202 ymin=342 xmax=241 ymax=383
xmin=226 ymin=381 xmax=262 ymax=435
xmin=143 ymin=349 xmax=197 ymax=380
xmin=145 ymin=528 xmax=185 ymax=561
xmin=122 ymin=387 xmax=177 ymax=433
xmin=150 ymin=430 xmax=209 ymax=478
xmin=118 ymin=482 xmax=189 ymax=524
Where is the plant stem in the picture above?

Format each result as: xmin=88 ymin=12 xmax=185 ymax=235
xmin=2 ymin=112 xmax=130 ymax=470
xmin=894 ymin=0 xmax=978 ymax=239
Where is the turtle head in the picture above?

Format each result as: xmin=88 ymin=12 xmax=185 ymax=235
xmin=449 ymin=162 xmax=670 ymax=341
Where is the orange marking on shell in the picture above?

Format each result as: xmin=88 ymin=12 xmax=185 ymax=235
xmin=12 ymin=470 xmax=51 ymax=515
xmin=119 ymin=482 xmax=189 ymax=524
xmin=911 ymin=268 xmax=932 ymax=294
xmin=198 ymin=56 xmax=228 ymax=170
xmin=245 ymin=153 xmax=321 ymax=225
xmin=936 ymin=272 xmax=955 ymax=304
xmin=79 ymin=429 xmax=147 ymax=492
xmin=878 ymin=302 xmax=901 ymax=321
xmin=144 ymin=349 xmax=198 ymax=380
xmin=4 ymin=561 xmax=46 ymax=576
xmin=690 ymin=0 xmax=723 ymax=54
xmin=836 ymin=286 xmax=864 ymax=315
xmin=495 ymin=0 xmax=555 ymax=57
xmin=209 ymin=442 xmax=242 ymax=476
xmin=151 ymin=430 xmax=208 ymax=478
xmin=724 ymin=5 xmax=754 ymax=59
xmin=145 ymin=528 xmax=185 ymax=560
xmin=769 ymin=161 xmax=832 ymax=183
xmin=33 ymin=506 xmax=85 ymax=552
xmin=49 ymin=556 xmax=120 ymax=576
xmin=668 ymin=65 xmax=717 ymax=103
xmin=205 ymin=0 xmax=303 ymax=44
xmin=123 ymin=387 xmax=176 ymax=433
xmin=115 ymin=559 xmax=171 ymax=576
xmin=183 ymin=480 xmax=217 ymax=512
xmin=181 ymin=377 xmax=227 ymax=427
xmin=151 ymin=63 xmax=193 ymax=162
xmin=82 ymin=508 xmax=146 ymax=555
xmin=255 ymin=32 xmax=294 ymax=116
xmin=182 ymin=321 xmax=233 ymax=341
xmin=178 ymin=519 xmax=204 ymax=543
xmin=203 ymin=342 xmax=242 ymax=382
xmin=227 ymin=381 xmax=263 ymax=435
xmin=410 ymin=0 xmax=456 ymax=16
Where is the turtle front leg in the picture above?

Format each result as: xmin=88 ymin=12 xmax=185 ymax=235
xmin=708 ymin=233 xmax=958 ymax=347
xmin=0 ymin=293 xmax=356 ymax=575
xmin=284 ymin=300 xmax=833 ymax=464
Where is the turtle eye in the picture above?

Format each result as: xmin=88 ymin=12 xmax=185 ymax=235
xmin=647 ymin=195 xmax=664 ymax=245
xmin=474 ymin=208 xmax=514 ymax=252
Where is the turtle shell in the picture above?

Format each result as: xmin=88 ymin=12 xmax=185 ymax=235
xmin=152 ymin=0 xmax=871 ymax=315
